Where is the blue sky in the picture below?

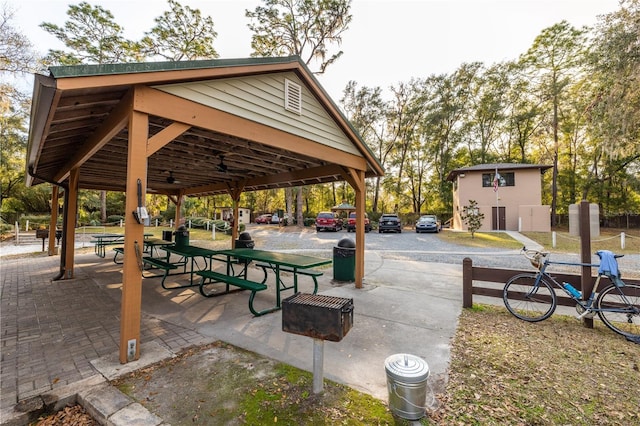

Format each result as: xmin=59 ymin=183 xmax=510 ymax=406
xmin=10 ymin=0 xmax=620 ymax=101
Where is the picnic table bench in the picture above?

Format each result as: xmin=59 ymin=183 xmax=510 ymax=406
xmin=111 ymin=238 xmax=173 ymax=264
xmin=254 ymin=262 xmax=323 ymax=294
xmin=203 ymin=248 xmax=331 ymax=316
xmin=196 ymin=270 xmax=268 ymax=316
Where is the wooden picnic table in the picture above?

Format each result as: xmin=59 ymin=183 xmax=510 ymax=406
xmin=197 ymin=248 xmax=332 ymax=316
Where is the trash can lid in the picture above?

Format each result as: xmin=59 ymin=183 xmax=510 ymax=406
xmin=337 ymin=237 xmax=356 ymax=248
xmin=385 ymin=353 xmax=430 ymax=383
xmin=238 ymin=231 xmax=252 ymax=240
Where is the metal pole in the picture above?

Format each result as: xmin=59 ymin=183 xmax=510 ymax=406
xmin=312 ymin=338 xmax=324 ymax=394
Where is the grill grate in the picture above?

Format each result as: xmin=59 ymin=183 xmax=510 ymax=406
xmin=286 ymin=293 xmax=349 ymax=309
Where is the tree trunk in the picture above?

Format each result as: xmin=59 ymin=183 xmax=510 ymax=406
xmin=100 ymin=190 xmax=107 ymax=222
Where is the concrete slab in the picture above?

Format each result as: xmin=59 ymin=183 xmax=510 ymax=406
xmin=90 ymin=341 xmax=175 ymax=381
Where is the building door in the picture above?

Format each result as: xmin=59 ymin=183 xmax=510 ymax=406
xmin=492 ymin=207 xmax=506 ymax=230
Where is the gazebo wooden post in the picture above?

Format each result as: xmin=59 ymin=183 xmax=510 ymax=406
xmin=63 ymin=168 xmax=79 ymax=279
xmin=48 ymin=185 xmax=59 ymax=256
xmin=353 ymin=172 xmax=365 ymax=289
xmin=119 ymin=108 xmax=148 ymax=363
xmin=341 ymin=168 xmax=366 ymax=288
xmin=227 ymin=182 xmax=245 ymax=247
xmin=174 ymin=192 xmax=184 ymax=228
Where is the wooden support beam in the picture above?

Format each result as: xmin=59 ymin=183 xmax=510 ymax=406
xmin=226 ymin=181 xmax=245 ymax=246
xmin=64 ymin=169 xmax=79 ymax=278
xmin=119 ymin=107 xmax=148 ymax=364
xmin=54 ymin=89 xmax=132 ymax=182
xmin=352 ymin=170 xmax=366 ymax=289
xmin=48 ymin=186 xmax=59 ymax=256
xmin=146 ymin=121 xmax=191 ymax=157
xmin=133 ymin=86 xmax=368 ymax=171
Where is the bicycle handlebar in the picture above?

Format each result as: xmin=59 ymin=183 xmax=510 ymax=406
xmin=520 ymin=246 xmax=624 ymax=268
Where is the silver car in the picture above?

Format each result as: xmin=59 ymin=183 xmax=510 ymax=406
xmin=415 ymin=215 xmax=441 ymax=233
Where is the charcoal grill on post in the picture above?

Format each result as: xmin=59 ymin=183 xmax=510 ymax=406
xmin=282 ymin=293 xmax=354 ymax=394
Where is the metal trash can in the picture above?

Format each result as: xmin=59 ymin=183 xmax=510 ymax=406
xmin=384 ymin=353 xmax=430 ymax=420
xmin=173 ymin=225 xmax=189 ymax=247
xmin=333 ymin=238 xmax=355 ymax=281
xmin=162 ymin=230 xmax=172 ymax=242
xmin=235 ymin=231 xmax=255 ymax=249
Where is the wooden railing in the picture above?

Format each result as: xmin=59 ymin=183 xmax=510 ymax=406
xmin=462 ymin=257 xmax=640 ymax=308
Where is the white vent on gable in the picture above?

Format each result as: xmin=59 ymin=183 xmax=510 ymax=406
xmin=284 ymin=79 xmax=302 ymax=115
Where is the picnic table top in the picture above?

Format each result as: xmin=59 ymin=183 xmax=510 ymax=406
xmin=214 ymin=248 xmax=332 ymax=269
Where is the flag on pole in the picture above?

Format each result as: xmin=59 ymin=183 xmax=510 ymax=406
xmin=493 ymin=169 xmax=501 ymax=192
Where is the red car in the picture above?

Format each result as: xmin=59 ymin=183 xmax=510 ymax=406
xmin=315 ymin=212 xmax=342 ymax=232
xmin=255 ymin=214 xmax=272 ymax=224
xmin=347 ymin=212 xmax=371 ymax=232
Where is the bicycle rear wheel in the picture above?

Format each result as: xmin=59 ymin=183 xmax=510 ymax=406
xmin=596 ymin=283 xmax=640 ymax=339
xmin=503 ymin=273 xmax=557 ymax=322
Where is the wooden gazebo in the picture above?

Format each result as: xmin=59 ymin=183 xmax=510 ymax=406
xmin=26 ymin=56 xmax=384 ymax=363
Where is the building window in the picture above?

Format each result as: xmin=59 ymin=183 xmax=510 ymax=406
xmin=482 ymin=172 xmax=515 ymax=188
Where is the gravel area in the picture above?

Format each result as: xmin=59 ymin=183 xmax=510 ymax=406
xmin=246 ymin=226 xmax=640 ymax=277
xmin=3 ymin=225 xmax=638 ymax=277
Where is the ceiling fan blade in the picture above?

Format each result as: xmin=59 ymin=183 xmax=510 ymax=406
xmin=217 ymin=156 xmax=228 ymax=172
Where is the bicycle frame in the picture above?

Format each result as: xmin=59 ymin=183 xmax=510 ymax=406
xmin=527 ymin=250 xmax=634 ymax=318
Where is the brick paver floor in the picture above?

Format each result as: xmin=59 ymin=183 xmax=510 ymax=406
xmin=0 ymin=253 xmax=207 ymax=411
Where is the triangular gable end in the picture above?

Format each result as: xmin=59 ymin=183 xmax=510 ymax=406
xmin=155 ymin=72 xmax=360 ymax=157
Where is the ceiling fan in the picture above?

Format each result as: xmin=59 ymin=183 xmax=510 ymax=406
xmin=166 ymin=171 xmax=181 ymax=184
xmin=217 ymin=155 xmax=228 ymax=173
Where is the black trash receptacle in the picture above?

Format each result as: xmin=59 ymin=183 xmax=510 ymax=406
xmin=333 ymin=237 xmax=356 ymax=281
xmin=235 ymin=232 xmax=255 ymax=249
xmin=162 ymin=230 xmax=172 ymax=242
xmin=174 ymin=225 xmax=189 ymax=247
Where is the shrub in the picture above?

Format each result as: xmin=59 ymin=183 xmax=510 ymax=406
xmin=107 ymin=215 xmax=124 ymax=225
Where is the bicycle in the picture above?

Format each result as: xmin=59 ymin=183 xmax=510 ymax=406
xmin=502 ymin=247 xmax=640 ymax=340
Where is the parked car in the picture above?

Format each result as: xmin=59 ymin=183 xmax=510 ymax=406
xmin=415 ymin=215 xmax=441 ymax=233
xmin=271 ymin=213 xmax=281 ymax=224
xmin=346 ymin=212 xmax=371 ymax=232
xmin=315 ymin=211 xmax=342 ymax=232
xmin=255 ymin=214 xmax=272 ymax=224
xmin=378 ymin=213 xmax=402 ymax=233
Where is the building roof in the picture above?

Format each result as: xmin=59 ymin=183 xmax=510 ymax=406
xmin=26 ymin=56 xmax=384 ymax=196
xmin=446 ymin=163 xmax=552 ymax=181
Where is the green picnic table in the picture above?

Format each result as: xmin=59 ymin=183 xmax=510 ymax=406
xmin=198 ymin=248 xmax=332 ymax=316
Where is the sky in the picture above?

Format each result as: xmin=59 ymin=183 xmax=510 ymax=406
xmin=9 ymin=0 xmax=621 ymax=101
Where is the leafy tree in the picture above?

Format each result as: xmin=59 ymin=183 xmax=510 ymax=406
xmin=141 ymin=0 xmax=219 ymax=61
xmin=39 ymin=1 xmax=140 ymax=65
xmin=341 ymin=81 xmax=389 ymax=212
xmin=460 ymin=199 xmax=484 ymax=238
xmin=1 ymin=4 xmax=42 ymax=219
xmin=520 ymin=20 xmax=588 ymax=226
xmin=0 ymin=4 xmax=42 ymax=73
xmin=247 ymin=0 xmax=352 ymax=224
xmin=246 ymin=0 xmax=352 ymax=74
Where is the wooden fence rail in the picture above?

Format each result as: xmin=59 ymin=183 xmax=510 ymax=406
xmin=462 ymin=257 xmax=640 ymax=309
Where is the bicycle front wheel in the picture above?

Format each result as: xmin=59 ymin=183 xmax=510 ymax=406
xmin=596 ymin=283 xmax=640 ymax=339
xmin=503 ymin=273 xmax=557 ymax=322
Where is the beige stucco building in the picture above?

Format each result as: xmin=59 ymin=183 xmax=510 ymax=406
xmin=446 ymin=163 xmax=552 ymax=232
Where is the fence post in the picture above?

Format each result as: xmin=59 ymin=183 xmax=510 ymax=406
xmin=463 ymin=257 xmax=473 ymax=308
xmin=15 ymin=221 xmax=19 ymax=245
xmin=579 ymin=200 xmax=593 ymax=329
xmin=552 ymin=231 xmax=556 ymax=248
xmin=621 ymin=232 xmax=625 ymax=250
